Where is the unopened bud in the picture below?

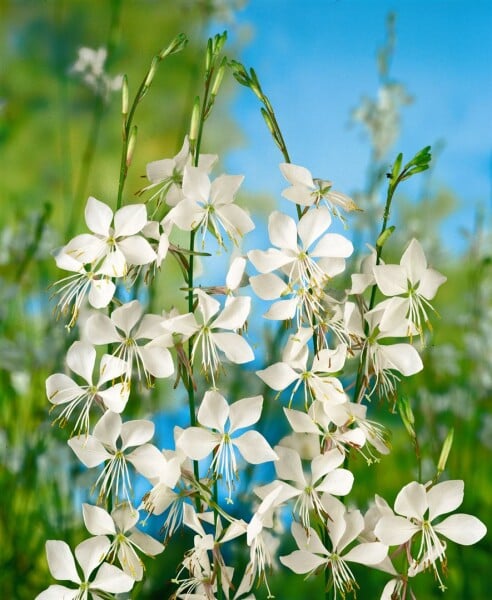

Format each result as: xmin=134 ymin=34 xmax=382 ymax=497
xmin=376 ymin=225 xmax=395 ymax=249
xmin=159 ymin=33 xmax=188 ymax=59
xmin=189 ymin=97 xmax=200 ymax=145
xmin=121 ymin=75 xmax=129 ymax=116
xmin=210 ymin=58 xmax=226 ymax=98
xmin=144 ymin=56 xmax=159 ymax=89
xmin=398 ymin=396 xmax=415 ymax=439
xmin=126 ymin=125 xmax=137 ymax=166
xmin=437 ymin=428 xmax=454 ymax=474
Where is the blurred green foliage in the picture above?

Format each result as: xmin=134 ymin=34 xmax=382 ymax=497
xmin=0 ymin=2 xmax=490 ymax=599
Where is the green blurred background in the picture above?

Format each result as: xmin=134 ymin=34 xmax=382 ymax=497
xmin=0 ymin=1 xmax=489 ymax=598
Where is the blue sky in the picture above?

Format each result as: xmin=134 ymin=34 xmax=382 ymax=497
xmin=213 ymin=0 xmax=492 ymax=251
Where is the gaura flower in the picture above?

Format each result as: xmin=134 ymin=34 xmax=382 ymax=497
xmin=68 ymin=410 xmax=164 ymax=503
xmin=177 ymin=390 xmax=277 ymax=502
xmin=46 ymin=341 xmax=128 ymax=434
xmin=36 ymin=536 xmax=134 ymax=599
xmin=82 ymin=502 xmax=164 ymax=581
xmin=64 ymin=196 xmax=156 ymax=277
xmin=375 ymin=480 xmax=487 ymax=590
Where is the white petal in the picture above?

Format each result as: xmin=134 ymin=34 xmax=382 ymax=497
xmin=394 ymin=481 xmax=427 ymax=519
xmin=36 ymin=584 xmax=78 ymax=599
xmin=280 ymin=163 xmax=314 ymax=188
xmin=111 ymin=300 xmax=142 ymax=336
xmin=85 ymin=313 xmax=121 ymax=345
xmin=45 ymin=540 xmax=80 ymax=583
xmin=234 ymin=431 xmax=277 ymax=464
xmin=90 ymin=562 xmax=134 ymax=593
xmin=94 ymin=410 xmax=122 ymax=448
xmin=213 ymin=296 xmax=250 ymax=330
xmin=196 ymin=289 xmax=220 ymax=323
xmin=311 ymin=233 xmax=353 ymax=258
xmin=64 ymin=233 xmax=105 ymax=265
xmin=112 ymin=502 xmax=139 ymax=532
xmin=373 ymin=265 xmax=408 ymax=296
xmin=268 ymin=211 xmax=297 ymax=250
xmin=418 ymin=268 xmax=447 ymax=300
xmin=146 ymin=157 xmax=173 ymax=183
xmin=317 ymin=469 xmax=354 ymax=496
xmin=343 ymin=542 xmax=388 ymax=565
xmin=283 ymin=407 xmax=319 ymax=434
xmin=375 ymin=515 xmax=419 ymax=546
xmin=182 ymin=165 xmax=210 ymax=204
xmin=378 ymin=343 xmax=423 ymax=376
xmin=98 ymin=354 xmax=128 ymax=386
xmin=139 ymin=344 xmax=174 ymax=378
xmin=68 ymin=435 xmax=111 ymax=468
xmin=127 ymin=444 xmax=165 ymax=479
xmin=297 ymin=206 xmax=331 ymax=250
xmin=212 ymin=332 xmax=254 ymax=363
xmin=280 ymin=550 xmax=325 ymax=574
xmin=88 ymin=278 xmax=115 ymax=309
xmin=217 ymin=203 xmax=255 ymax=238
xmin=85 ymin=196 xmax=112 ymax=236
xmin=282 ymin=185 xmax=315 ymax=206
xmin=427 ymin=480 xmax=464 ymax=521
xmin=256 ymin=363 xmax=299 ymax=391
xmin=120 ymin=419 xmax=154 ymax=449
xmin=46 ymin=374 xmax=83 ymax=406
xmin=264 ymin=298 xmax=297 ymax=320
xmin=274 ymin=445 xmax=305 ymax=485
xmin=198 ymin=390 xmax=229 ymax=431
xmin=82 ymin=504 xmax=116 ymax=536
xmin=66 ymin=341 xmax=96 ymax=384
xmin=118 ymin=236 xmax=156 ymax=266
xmin=98 ymin=383 xmax=129 ymax=413
xmin=225 ymin=256 xmax=247 ymax=290
xmin=248 ymin=248 xmax=293 ymax=274
xmin=249 ymin=273 xmax=287 ymax=300
xmin=128 ymin=530 xmax=164 ymax=556
xmin=400 ymin=238 xmax=427 ymax=284
xmin=114 ymin=204 xmax=147 ymax=237
xmin=75 ymin=536 xmax=110 ymax=580
xmin=177 ymin=427 xmax=217 ymax=460
xmin=166 ymin=199 xmax=204 ymax=230
xmin=98 ymin=247 xmax=127 ymax=277
xmin=210 ymin=174 xmax=243 ymax=205
xmin=434 ymin=514 xmax=487 ymax=545
xmin=229 ymin=395 xmax=263 ymax=433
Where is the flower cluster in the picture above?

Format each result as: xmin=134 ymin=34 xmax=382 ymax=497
xmin=39 ymin=36 xmax=486 ymax=600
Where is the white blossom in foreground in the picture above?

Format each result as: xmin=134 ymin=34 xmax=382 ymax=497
xmin=373 ymin=238 xmax=447 ymax=336
xmin=190 ymin=289 xmax=254 ymax=383
xmin=280 ymin=497 xmax=387 ymax=598
xmin=140 ymin=135 xmax=217 ymax=207
xmin=36 ymin=537 xmax=133 ymax=599
xmin=68 ymin=410 xmax=163 ymax=502
xmin=50 ymin=250 xmax=116 ymax=327
xmin=64 ymin=196 xmax=156 ymax=277
xmin=82 ymin=502 xmax=164 ymax=581
xmin=46 ymin=341 xmax=128 ymax=434
xmin=249 ymin=207 xmax=352 ymax=324
xmin=280 ymin=162 xmax=359 ymax=219
xmin=85 ymin=299 xmax=174 ymax=384
xmin=375 ymin=480 xmax=487 ymax=590
xmin=257 ymin=445 xmax=353 ymax=530
xmin=177 ymin=391 xmax=277 ymax=502
xmin=165 ymin=165 xmax=254 ymax=245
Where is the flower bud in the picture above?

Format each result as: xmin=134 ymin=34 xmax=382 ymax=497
xmin=437 ymin=428 xmax=454 ymax=474
xmin=121 ymin=75 xmax=129 ymax=116
xmin=126 ymin=125 xmax=137 ymax=166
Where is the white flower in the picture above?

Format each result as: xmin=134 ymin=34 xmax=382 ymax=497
xmin=165 ymin=165 xmax=254 ymax=245
xmin=82 ymin=502 xmax=164 ymax=581
xmin=373 ymin=238 xmax=446 ymax=336
xmin=71 ymin=46 xmax=123 ymax=99
xmin=68 ymin=410 xmax=163 ymax=502
xmin=345 ymin=300 xmax=423 ymax=400
xmin=280 ymin=497 xmax=387 ymax=597
xmin=189 ymin=289 xmax=254 ymax=383
xmin=375 ymin=480 xmax=487 ymax=590
xmin=50 ymin=249 xmax=116 ymax=328
xmin=257 ymin=327 xmax=347 ymax=407
xmin=64 ymin=196 xmax=156 ymax=277
xmin=141 ymin=136 xmax=217 ymax=207
xmin=280 ymin=162 xmax=359 ymax=219
xmin=249 ymin=208 xmax=352 ymax=325
xmin=46 ymin=341 xmax=128 ymax=434
xmin=36 ymin=536 xmax=134 ymax=599
xmin=177 ymin=390 xmax=277 ymax=502
xmin=258 ymin=445 xmax=353 ymax=530
xmin=85 ymin=299 xmax=174 ymax=384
